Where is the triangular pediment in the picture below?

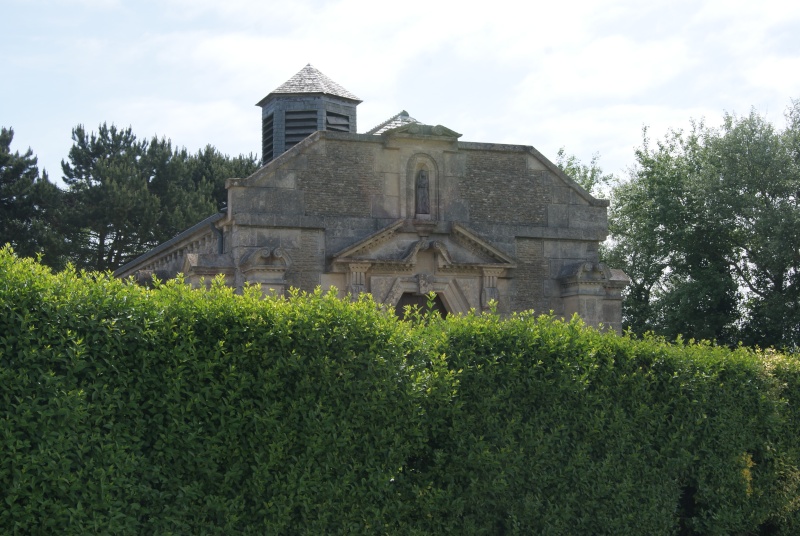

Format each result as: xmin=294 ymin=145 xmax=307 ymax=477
xmin=331 ymin=220 xmax=515 ymax=272
xmin=383 ymin=123 xmax=462 ymax=139
xmin=366 ymin=110 xmax=420 ymax=135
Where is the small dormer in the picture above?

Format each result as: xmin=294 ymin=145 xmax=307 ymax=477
xmin=256 ymin=64 xmax=361 ymax=164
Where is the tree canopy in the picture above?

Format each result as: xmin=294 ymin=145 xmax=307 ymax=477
xmin=605 ymin=101 xmax=800 ymax=351
xmin=0 ymin=127 xmax=66 ymax=268
xmin=5 ymin=105 xmax=799 ymax=352
xmin=1 ymin=123 xmax=259 ymax=272
xmin=555 ymin=147 xmax=614 ymax=196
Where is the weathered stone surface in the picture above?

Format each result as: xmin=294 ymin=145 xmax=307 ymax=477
xmin=547 ymin=205 xmax=570 ymax=228
xmin=301 ymin=141 xmax=380 ymax=217
xmin=460 ymin=151 xmax=547 ymax=225
xmin=510 ymin=238 xmax=547 ymax=313
xmin=114 ymin=68 xmax=627 ymax=331
xmin=233 ymin=188 xmax=304 ymax=214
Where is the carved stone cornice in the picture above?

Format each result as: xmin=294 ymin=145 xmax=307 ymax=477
xmin=558 ymin=262 xmax=630 ymax=297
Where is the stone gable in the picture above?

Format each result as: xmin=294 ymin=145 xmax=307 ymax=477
xmin=115 ymin=67 xmax=627 ymax=331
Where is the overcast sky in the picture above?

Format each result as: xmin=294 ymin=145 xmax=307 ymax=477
xmin=3 ymin=0 xmax=799 ymax=188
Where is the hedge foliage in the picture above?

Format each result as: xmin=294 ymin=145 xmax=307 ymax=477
xmin=1 ymin=247 xmax=799 ymax=535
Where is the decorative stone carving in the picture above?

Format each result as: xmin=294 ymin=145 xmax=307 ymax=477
xmin=430 ymin=240 xmax=453 ymax=267
xmin=481 ymin=268 xmax=503 ymax=310
xmin=346 ymin=262 xmax=371 ymax=297
xmin=416 ymin=169 xmax=430 ymax=215
xmin=418 ymin=273 xmax=434 ymax=295
xmin=557 ymin=262 xmax=630 ymax=331
xmin=406 ymin=154 xmax=438 ymax=221
xmin=376 ymin=274 xmax=471 ymax=314
xmin=328 ymin=219 xmax=516 ymax=314
xmin=240 ymin=247 xmax=290 ymax=276
xmin=237 ymin=247 xmax=291 ymax=294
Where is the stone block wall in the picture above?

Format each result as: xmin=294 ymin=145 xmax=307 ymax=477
xmin=509 ymin=238 xmax=548 ymax=314
xmin=460 ymin=150 xmax=547 ymax=225
xmin=301 ymin=140 xmax=381 ymax=217
xmin=117 ymin=129 xmax=625 ymax=331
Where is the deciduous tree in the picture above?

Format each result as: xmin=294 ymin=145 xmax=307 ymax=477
xmin=606 ymin=102 xmax=800 ymax=350
xmin=555 ymin=147 xmax=614 ymax=196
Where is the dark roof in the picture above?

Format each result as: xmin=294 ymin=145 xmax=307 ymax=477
xmin=113 ymin=212 xmax=225 ymax=277
xmin=365 ymin=110 xmax=420 ymax=135
xmin=256 ymin=64 xmax=361 ymax=106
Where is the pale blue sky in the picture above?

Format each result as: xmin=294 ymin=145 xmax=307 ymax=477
xmin=3 ymin=0 xmax=799 ymax=186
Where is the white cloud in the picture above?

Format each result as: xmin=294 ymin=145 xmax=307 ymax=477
xmin=100 ymin=97 xmax=258 ymax=156
xmin=512 ymin=35 xmax=691 ymax=106
xmin=693 ymin=0 xmax=800 ymax=27
xmin=745 ymin=57 xmax=800 ymax=99
xmin=4 ymin=0 xmax=799 ymax=186
xmin=51 ymin=0 xmax=122 ymax=7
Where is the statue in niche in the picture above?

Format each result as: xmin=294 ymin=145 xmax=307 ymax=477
xmin=416 ymin=169 xmax=430 ymax=215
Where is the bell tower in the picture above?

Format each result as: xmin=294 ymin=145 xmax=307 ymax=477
xmin=256 ymin=64 xmax=361 ymax=164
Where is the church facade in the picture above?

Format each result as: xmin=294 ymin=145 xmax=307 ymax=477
xmin=115 ymin=65 xmax=628 ymax=331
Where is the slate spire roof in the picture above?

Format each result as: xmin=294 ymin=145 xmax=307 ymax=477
xmin=256 ymin=64 xmax=361 ymax=106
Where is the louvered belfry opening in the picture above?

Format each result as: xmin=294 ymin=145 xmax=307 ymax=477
xmin=326 ymin=111 xmax=350 ymax=132
xmin=256 ymin=65 xmax=361 ymax=164
xmin=261 ymin=113 xmax=274 ymax=164
xmin=284 ymin=110 xmax=319 ymax=150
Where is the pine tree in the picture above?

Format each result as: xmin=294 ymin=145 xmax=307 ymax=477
xmin=0 ymin=127 xmax=66 ymax=267
xmin=60 ymin=123 xmax=259 ymax=272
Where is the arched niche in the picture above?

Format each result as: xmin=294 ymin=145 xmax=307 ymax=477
xmin=406 ymin=153 xmax=439 ymax=220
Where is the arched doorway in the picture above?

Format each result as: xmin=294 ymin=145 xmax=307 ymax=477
xmin=394 ymin=292 xmax=448 ymax=319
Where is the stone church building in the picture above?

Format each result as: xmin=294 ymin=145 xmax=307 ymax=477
xmin=115 ymin=65 xmax=628 ymax=331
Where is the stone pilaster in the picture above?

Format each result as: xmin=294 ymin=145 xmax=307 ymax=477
xmin=481 ymin=268 xmax=503 ymax=310
xmin=347 ymin=262 xmax=372 ymax=297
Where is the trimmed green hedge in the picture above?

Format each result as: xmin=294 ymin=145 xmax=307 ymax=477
xmin=1 ymin=247 xmax=798 ymax=535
